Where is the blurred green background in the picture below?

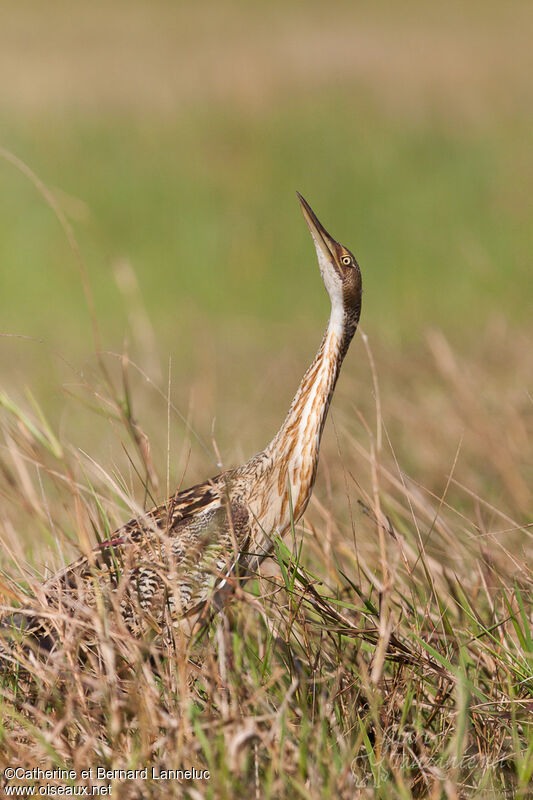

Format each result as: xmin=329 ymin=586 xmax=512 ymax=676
xmin=0 ymin=0 xmax=531 ymax=444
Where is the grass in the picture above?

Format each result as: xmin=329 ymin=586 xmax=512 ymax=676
xmin=1 ymin=0 xmax=531 ymax=364
xmin=1 ymin=1 xmax=532 ymax=795
xmin=0 ymin=299 xmax=532 ymax=797
xmin=1 ymin=104 xmax=531 ymax=348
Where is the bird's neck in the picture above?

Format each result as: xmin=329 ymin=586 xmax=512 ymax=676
xmin=265 ymin=301 xmax=355 ymax=517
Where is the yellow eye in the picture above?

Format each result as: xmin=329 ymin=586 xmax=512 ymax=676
xmin=341 ymin=256 xmax=351 ymax=266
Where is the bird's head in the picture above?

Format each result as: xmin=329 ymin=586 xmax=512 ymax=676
xmin=297 ymin=192 xmax=362 ymax=326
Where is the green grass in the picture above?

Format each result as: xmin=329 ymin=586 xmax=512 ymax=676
xmin=1 ymin=100 xmax=531 ymax=355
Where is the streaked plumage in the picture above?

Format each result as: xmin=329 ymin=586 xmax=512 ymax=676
xmin=1 ymin=194 xmax=362 ymax=653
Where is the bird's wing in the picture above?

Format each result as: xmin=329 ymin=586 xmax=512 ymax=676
xmin=43 ymin=476 xmax=222 ymax=584
xmin=0 ymin=475 xmax=252 ymax=654
xmin=35 ymin=473 xmax=251 ymax=637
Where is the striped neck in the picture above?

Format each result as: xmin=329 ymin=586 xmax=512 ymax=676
xmin=265 ymin=303 xmax=356 ymax=504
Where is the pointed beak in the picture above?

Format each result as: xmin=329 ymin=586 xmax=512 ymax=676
xmin=297 ymin=192 xmax=339 ymax=263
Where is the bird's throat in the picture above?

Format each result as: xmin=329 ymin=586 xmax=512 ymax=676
xmin=265 ymin=306 xmax=353 ymax=523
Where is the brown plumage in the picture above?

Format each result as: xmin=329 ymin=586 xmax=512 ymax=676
xmin=1 ymin=194 xmax=362 ymax=653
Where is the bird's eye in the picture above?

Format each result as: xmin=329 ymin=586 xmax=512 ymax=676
xmin=341 ymin=256 xmax=351 ymax=266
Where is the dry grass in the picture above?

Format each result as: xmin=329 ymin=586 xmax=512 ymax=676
xmin=0 ymin=0 xmax=531 ymax=123
xmin=0 ymin=315 xmax=532 ymax=797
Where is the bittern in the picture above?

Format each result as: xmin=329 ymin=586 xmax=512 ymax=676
xmin=1 ymin=195 xmax=362 ymax=652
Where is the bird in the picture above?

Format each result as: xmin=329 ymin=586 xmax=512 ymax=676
xmin=1 ymin=194 xmax=362 ymax=655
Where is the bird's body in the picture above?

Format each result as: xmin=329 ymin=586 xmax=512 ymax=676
xmin=1 ymin=195 xmax=362 ymax=652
